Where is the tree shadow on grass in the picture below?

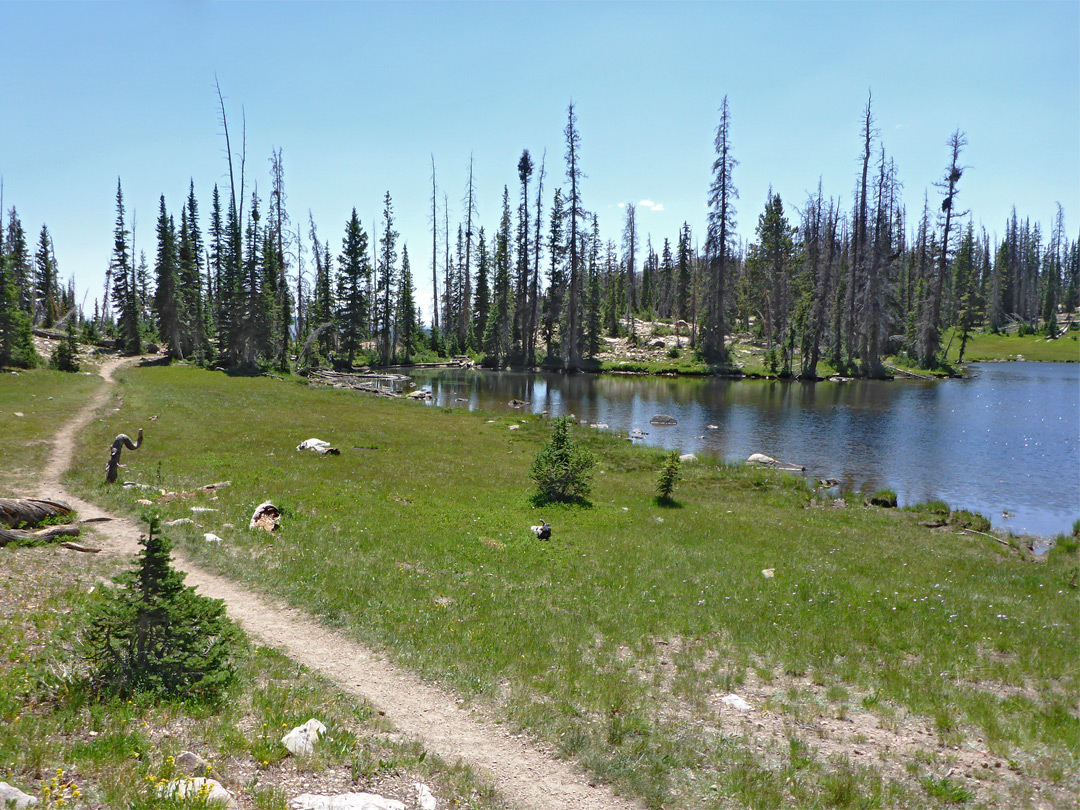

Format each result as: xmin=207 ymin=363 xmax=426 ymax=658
xmin=527 ymin=492 xmax=594 ymax=510
xmin=655 ymin=496 xmax=683 ymax=509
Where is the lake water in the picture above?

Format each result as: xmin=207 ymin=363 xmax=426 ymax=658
xmin=403 ymin=362 xmax=1080 ymax=537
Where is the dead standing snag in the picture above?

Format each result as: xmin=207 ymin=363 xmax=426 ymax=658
xmin=105 ymin=427 xmax=143 ymax=483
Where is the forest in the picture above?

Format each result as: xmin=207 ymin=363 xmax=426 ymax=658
xmin=1 ymin=95 xmax=1076 ymax=377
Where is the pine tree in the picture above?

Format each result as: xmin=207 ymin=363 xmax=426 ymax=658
xmin=471 ymin=227 xmax=490 ymax=349
xmin=676 ymin=223 xmax=692 ymax=347
xmin=513 ymin=149 xmax=534 ymax=360
xmin=34 ymin=224 xmax=57 ymax=327
xmin=152 ymin=196 xmax=183 ymax=357
xmin=337 ymin=209 xmax=370 ymax=366
xmin=485 ymin=187 xmax=513 ymax=362
xmin=704 ymin=97 xmax=737 ymax=362
xmin=564 ymin=103 xmax=585 ymax=369
xmin=377 ymin=192 xmax=398 ymax=363
xmin=0 ymin=212 xmax=38 ymax=368
xmin=83 ymin=513 xmax=240 ymax=700
xmin=397 ymin=245 xmax=417 ymax=362
xmin=543 ymin=188 xmax=565 ymax=361
xmin=917 ymin=130 xmax=966 ymax=368
xmin=111 ymin=180 xmax=141 ymax=355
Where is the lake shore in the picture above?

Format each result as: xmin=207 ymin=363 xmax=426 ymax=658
xmin=47 ymin=361 xmax=1079 ymax=810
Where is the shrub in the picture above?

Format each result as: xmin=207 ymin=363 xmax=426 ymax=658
xmin=530 ymin=417 xmax=596 ymax=503
xmin=50 ymin=320 xmax=80 ymax=372
xmin=948 ymin=509 xmax=991 ymax=533
xmin=655 ymin=450 xmax=682 ymax=503
xmin=83 ymin=513 xmax=240 ymax=701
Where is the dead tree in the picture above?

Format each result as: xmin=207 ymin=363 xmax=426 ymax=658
xmin=105 ymin=428 xmax=143 ymax=483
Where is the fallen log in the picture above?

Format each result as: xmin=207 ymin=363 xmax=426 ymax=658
xmin=0 ymin=498 xmax=73 ymax=528
xmin=155 ymin=481 xmax=231 ymax=503
xmin=0 ymin=524 xmax=81 ymax=547
xmin=60 ymin=541 xmax=100 ymax=553
xmin=105 ymin=428 xmax=143 ymax=483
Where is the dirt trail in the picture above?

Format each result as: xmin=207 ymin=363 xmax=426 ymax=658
xmin=41 ymin=356 xmax=641 ymax=810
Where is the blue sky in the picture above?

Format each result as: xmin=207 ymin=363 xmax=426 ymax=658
xmin=2 ymin=1 xmax=1077 ymax=321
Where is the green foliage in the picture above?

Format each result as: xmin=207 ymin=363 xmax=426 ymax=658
xmin=655 ymin=450 xmax=682 ymax=503
xmin=948 ymin=509 xmax=991 ymax=533
xmin=529 ymin=416 xmax=596 ymax=503
xmin=50 ymin=320 xmax=80 ymax=372
xmin=83 ymin=513 xmax=240 ymax=701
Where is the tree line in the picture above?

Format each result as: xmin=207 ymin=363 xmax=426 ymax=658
xmin=1 ymin=94 xmax=1076 ymax=375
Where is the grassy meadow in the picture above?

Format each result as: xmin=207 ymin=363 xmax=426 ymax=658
xmin=58 ymin=363 xmax=1078 ymax=809
xmin=0 ymin=367 xmax=102 ymax=492
xmin=942 ymin=328 xmax=1080 ymax=364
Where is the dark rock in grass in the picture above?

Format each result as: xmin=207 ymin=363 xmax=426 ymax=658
xmin=868 ymin=490 xmax=898 ymax=508
xmin=650 ymin=414 xmax=678 ymax=426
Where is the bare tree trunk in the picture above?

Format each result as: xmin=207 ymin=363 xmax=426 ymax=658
xmin=105 ymin=428 xmax=143 ymax=483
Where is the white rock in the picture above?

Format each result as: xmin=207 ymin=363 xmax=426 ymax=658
xmin=13 ymin=412 xmax=24 ymax=417
xmin=413 ymin=783 xmax=437 ymax=810
xmin=720 ymin=693 xmax=753 ymax=711
xmin=761 ymin=568 xmax=775 ymax=578
xmin=281 ymin=718 xmax=327 ymax=756
xmin=679 ymin=453 xmax=697 ymax=462
xmin=159 ymin=777 xmax=236 ymax=808
xmin=0 ymin=782 xmax=38 ymax=808
xmin=204 ymin=533 xmax=224 ymax=543
xmin=289 ymin=793 xmax=406 ymax=810
xmin=297 ymin=438 xmax=333 ymax=452
xmin=165 ymin=518 xmax=199 ymax=527
xmin=508 ymin=424 xmax=520 ymax=430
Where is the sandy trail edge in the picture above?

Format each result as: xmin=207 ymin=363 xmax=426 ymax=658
xmin=35 ymin=357 xmax=641 ymax=810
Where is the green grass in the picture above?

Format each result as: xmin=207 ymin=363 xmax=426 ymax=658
xmin=0 ymin=544 xmax=505 ymax=810
xmin=942 ymin=327 xmax=1080 ymax=363
xmin=0 ymin=368 xmax=102 ymax=491
xmin=62 ymin=363 xmax=1079 ymax=808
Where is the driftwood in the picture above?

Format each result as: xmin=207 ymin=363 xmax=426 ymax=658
xmin=307 ymin=369 xmax=405 ymax=399
xmin=155 ymin=481 xmax=231 ymax=503
xmin=0 ymin=498 xmax=73 ymax=528
xmin=105 ymin=428 xmax=144 ymax=483
xmin=60 ymin=541 xmax=100 ymax=553
xmin=0 ymin=524 xmax=80 ymax=546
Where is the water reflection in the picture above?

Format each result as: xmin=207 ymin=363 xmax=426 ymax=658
xmin=404 ymin=363 xmax=1079 ymax=537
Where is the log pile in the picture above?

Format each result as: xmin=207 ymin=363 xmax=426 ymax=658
xmin=0 ymin=498 xmax=79 ymax=546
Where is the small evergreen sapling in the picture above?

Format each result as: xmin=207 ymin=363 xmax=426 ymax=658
xmin=83 ymin=513 xmax=240 ymax=700
xmin=529 ymin=416 xmax=596 ymax=502
xmin=50 ymin=319 xmax=80 ymax=372
xmin=656 ymin=450 xmax=682 ymax=503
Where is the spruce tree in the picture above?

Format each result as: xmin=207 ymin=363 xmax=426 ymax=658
xmin=337 ymin=209 xmax=370 ymax=366
xmin=377 ymin=192 xmax=398 ymax=363
xmin=397 ymin=245 xmax=417 ymax=362
xmin=704 ymin=97 xmax=737 ymax=363
xmin=484 ymin=186 xmax=513 ymax=363
xmin=34 ymin=224 xmax=57 ymax=327
xmin=153 ymin=196 xmax=183 ymax=357
xmin=471 ymin=227 xmax=490 ymax=349
xmin=84 ymin=513 xmax=239 ymax=700
xmin=110 ymin=180 xmax=141 ymax=355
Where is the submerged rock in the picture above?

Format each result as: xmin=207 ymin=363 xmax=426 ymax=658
xmin=649 ymin=414 xmax=677 ymax=426
xmin=747 ymin=453 xmax=805 ymax=472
